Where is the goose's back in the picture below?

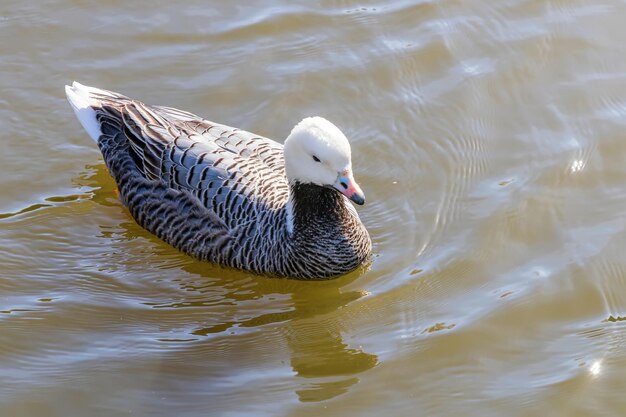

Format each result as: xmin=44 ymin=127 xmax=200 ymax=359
xmin=94 ymin=90 xmax=289 ymax=230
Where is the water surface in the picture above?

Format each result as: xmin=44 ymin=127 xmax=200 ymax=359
xmin=2 ymin=0 xmax=626 ymax=416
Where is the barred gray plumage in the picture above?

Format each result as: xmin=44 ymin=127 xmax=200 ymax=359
xmin=65 ymin=82 xmax=371 ymax=279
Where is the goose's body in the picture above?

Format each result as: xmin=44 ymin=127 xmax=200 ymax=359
xmin=65 ymin=82 xmax=371 ymax=279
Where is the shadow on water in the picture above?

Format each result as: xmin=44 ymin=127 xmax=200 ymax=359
xmin=80 ymin=163 xmax=379 ymax=402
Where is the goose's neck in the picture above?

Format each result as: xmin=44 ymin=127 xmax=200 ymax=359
xmin=285 ymin=181 xmax=347 ymax=236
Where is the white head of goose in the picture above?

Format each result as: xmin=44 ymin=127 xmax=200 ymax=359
xmin=65 ymin=82 xmax=371 ymax=279
xmin=284 ymin=117 xmax=365 ymax=206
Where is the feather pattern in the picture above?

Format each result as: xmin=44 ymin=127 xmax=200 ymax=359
xmin=66 ymin=82 xmax=371 ymax=279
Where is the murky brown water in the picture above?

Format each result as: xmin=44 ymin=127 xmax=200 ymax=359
xmin=3 ymin=0 xmax=626 ymax=415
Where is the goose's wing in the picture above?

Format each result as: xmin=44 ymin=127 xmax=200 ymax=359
xmin=153 ymin=105 xmax=285 ymax=171
xmin=119 ymin=101 xmax=289 ymax=228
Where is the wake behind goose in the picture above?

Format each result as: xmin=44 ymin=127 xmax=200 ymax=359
xmin=65 ymin=82 xmax=371 ymax=279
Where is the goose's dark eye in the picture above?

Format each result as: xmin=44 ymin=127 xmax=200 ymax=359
xmin=312 ymin=155 xmax=321 ymax=163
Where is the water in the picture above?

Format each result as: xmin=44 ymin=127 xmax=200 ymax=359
xmin=2 ymin=0 xmax=626 ymax=415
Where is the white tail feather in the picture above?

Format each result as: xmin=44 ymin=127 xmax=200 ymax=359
xmin=65 ymin=82 xmax=103 ymax=143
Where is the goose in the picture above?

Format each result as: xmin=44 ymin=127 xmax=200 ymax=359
xmin=65 ymin=82 xmax=371 ymax=279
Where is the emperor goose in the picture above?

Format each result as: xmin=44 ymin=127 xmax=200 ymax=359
xmin=65 ymin=82 xmax=371 ymax=279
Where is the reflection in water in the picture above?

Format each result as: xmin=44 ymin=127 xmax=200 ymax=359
xmin=286 ymin=323 xmax=378 ymax=402
xmin=283 ymin=288 xmax=378 ymax=402
xmin=81 ymin=163 xmax=378 ymax=402
xmin=296 ymin=378 xmax=359 ymax=403
xmin=78 ymin=164 xmax=123 ymax=208
xmin=0 ymin=203 xmax=53 ymax=220
xmin=589 ymin=360 xmax=602 ymax=377
xmin=182 ymin=260 xmax=378 ymax=402
xmin=182 ymin=264 xmax=378 ymax=402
